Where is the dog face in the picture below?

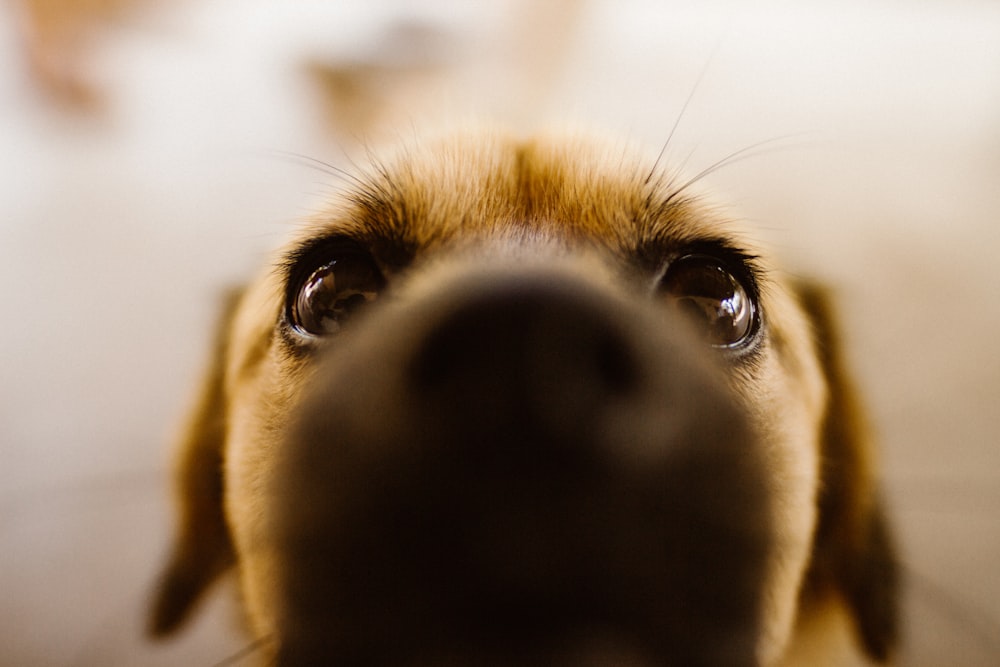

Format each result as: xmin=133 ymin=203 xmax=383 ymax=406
xmin=149 ymin=130 xmax=897 ymax=666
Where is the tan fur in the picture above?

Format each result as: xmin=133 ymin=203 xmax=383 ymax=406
xmin=149 ymin=129 xmax=897 ymax=665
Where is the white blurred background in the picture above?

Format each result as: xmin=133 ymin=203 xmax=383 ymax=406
xmin=1 ymin=0 xmax=998 ymax=664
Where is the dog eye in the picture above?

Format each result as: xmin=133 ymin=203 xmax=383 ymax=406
xmin=291 ymin=252 xmax=385 ymax=336
xmin=659 ymin=255 xmax=756 ymax=347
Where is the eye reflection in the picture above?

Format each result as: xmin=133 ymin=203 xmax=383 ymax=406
xmin=292 ymin=254 xmax=384 ymax=336
xmin=659 ymin=255 xmax=756 ymax=347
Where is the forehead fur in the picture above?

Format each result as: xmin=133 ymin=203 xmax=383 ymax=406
xmin=302 ymin=130 xmax=748 ymax=259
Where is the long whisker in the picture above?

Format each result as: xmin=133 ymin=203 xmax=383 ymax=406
xmin=658 ymin=144 xmax=700 ymax=196
xmin=644 ymin=45 xmax=720 ymax=186
xmin=260 ymin=149 xmax=367 ymax=188
xmin=662 ymin=133 xmax=809 ymax=205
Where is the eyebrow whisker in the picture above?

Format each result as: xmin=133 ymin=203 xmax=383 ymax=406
xmin=663 ymin=133 xmax=807 ymax=206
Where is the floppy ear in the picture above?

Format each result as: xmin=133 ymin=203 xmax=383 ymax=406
xmin=795 ymin=282 xmax=900 ymax=662
xmin=147 ymin=289 xmax=242 ymax=637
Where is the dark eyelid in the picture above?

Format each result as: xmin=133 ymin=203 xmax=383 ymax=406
xmin=639 ymin=238 xmax=762 ymax=294
xmin=675 ymin=240 xmax=759 ymax=275
xmin=280 ymin=232 xmax=417 ymax=286
xmin=280 ymin=235 xmax=371 ymax=284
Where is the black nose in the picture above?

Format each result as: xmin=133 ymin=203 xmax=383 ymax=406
xmin=409 ymin=282 xmax=641 ymax=439
xmin=273 ymin=269 xmax=770 ymax=667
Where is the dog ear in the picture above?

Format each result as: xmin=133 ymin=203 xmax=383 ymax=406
xmin=147 ymin=289 xmax=241 ymax=637
xmin=795 ymin=282 xmax=900 ymax=662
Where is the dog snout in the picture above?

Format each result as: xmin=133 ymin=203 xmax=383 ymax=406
xmin=270 ymin=269 xmax=772 ymax=666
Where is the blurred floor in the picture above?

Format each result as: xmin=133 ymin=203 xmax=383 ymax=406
xmin=1 ymin=0 xmax=998 ymax=664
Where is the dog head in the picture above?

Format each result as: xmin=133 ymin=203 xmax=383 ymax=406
xmin=149 ymin=130 xmax=897 ymax=665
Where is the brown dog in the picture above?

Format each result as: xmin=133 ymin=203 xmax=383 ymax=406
xmin=148 ymin=129 xmax=898 ymax=665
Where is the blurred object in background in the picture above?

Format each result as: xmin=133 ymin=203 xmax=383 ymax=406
xmin=304 ymin=0 xmax=585 ymax=142
xmin=13 ymin=0 xmax=157 ymax=111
